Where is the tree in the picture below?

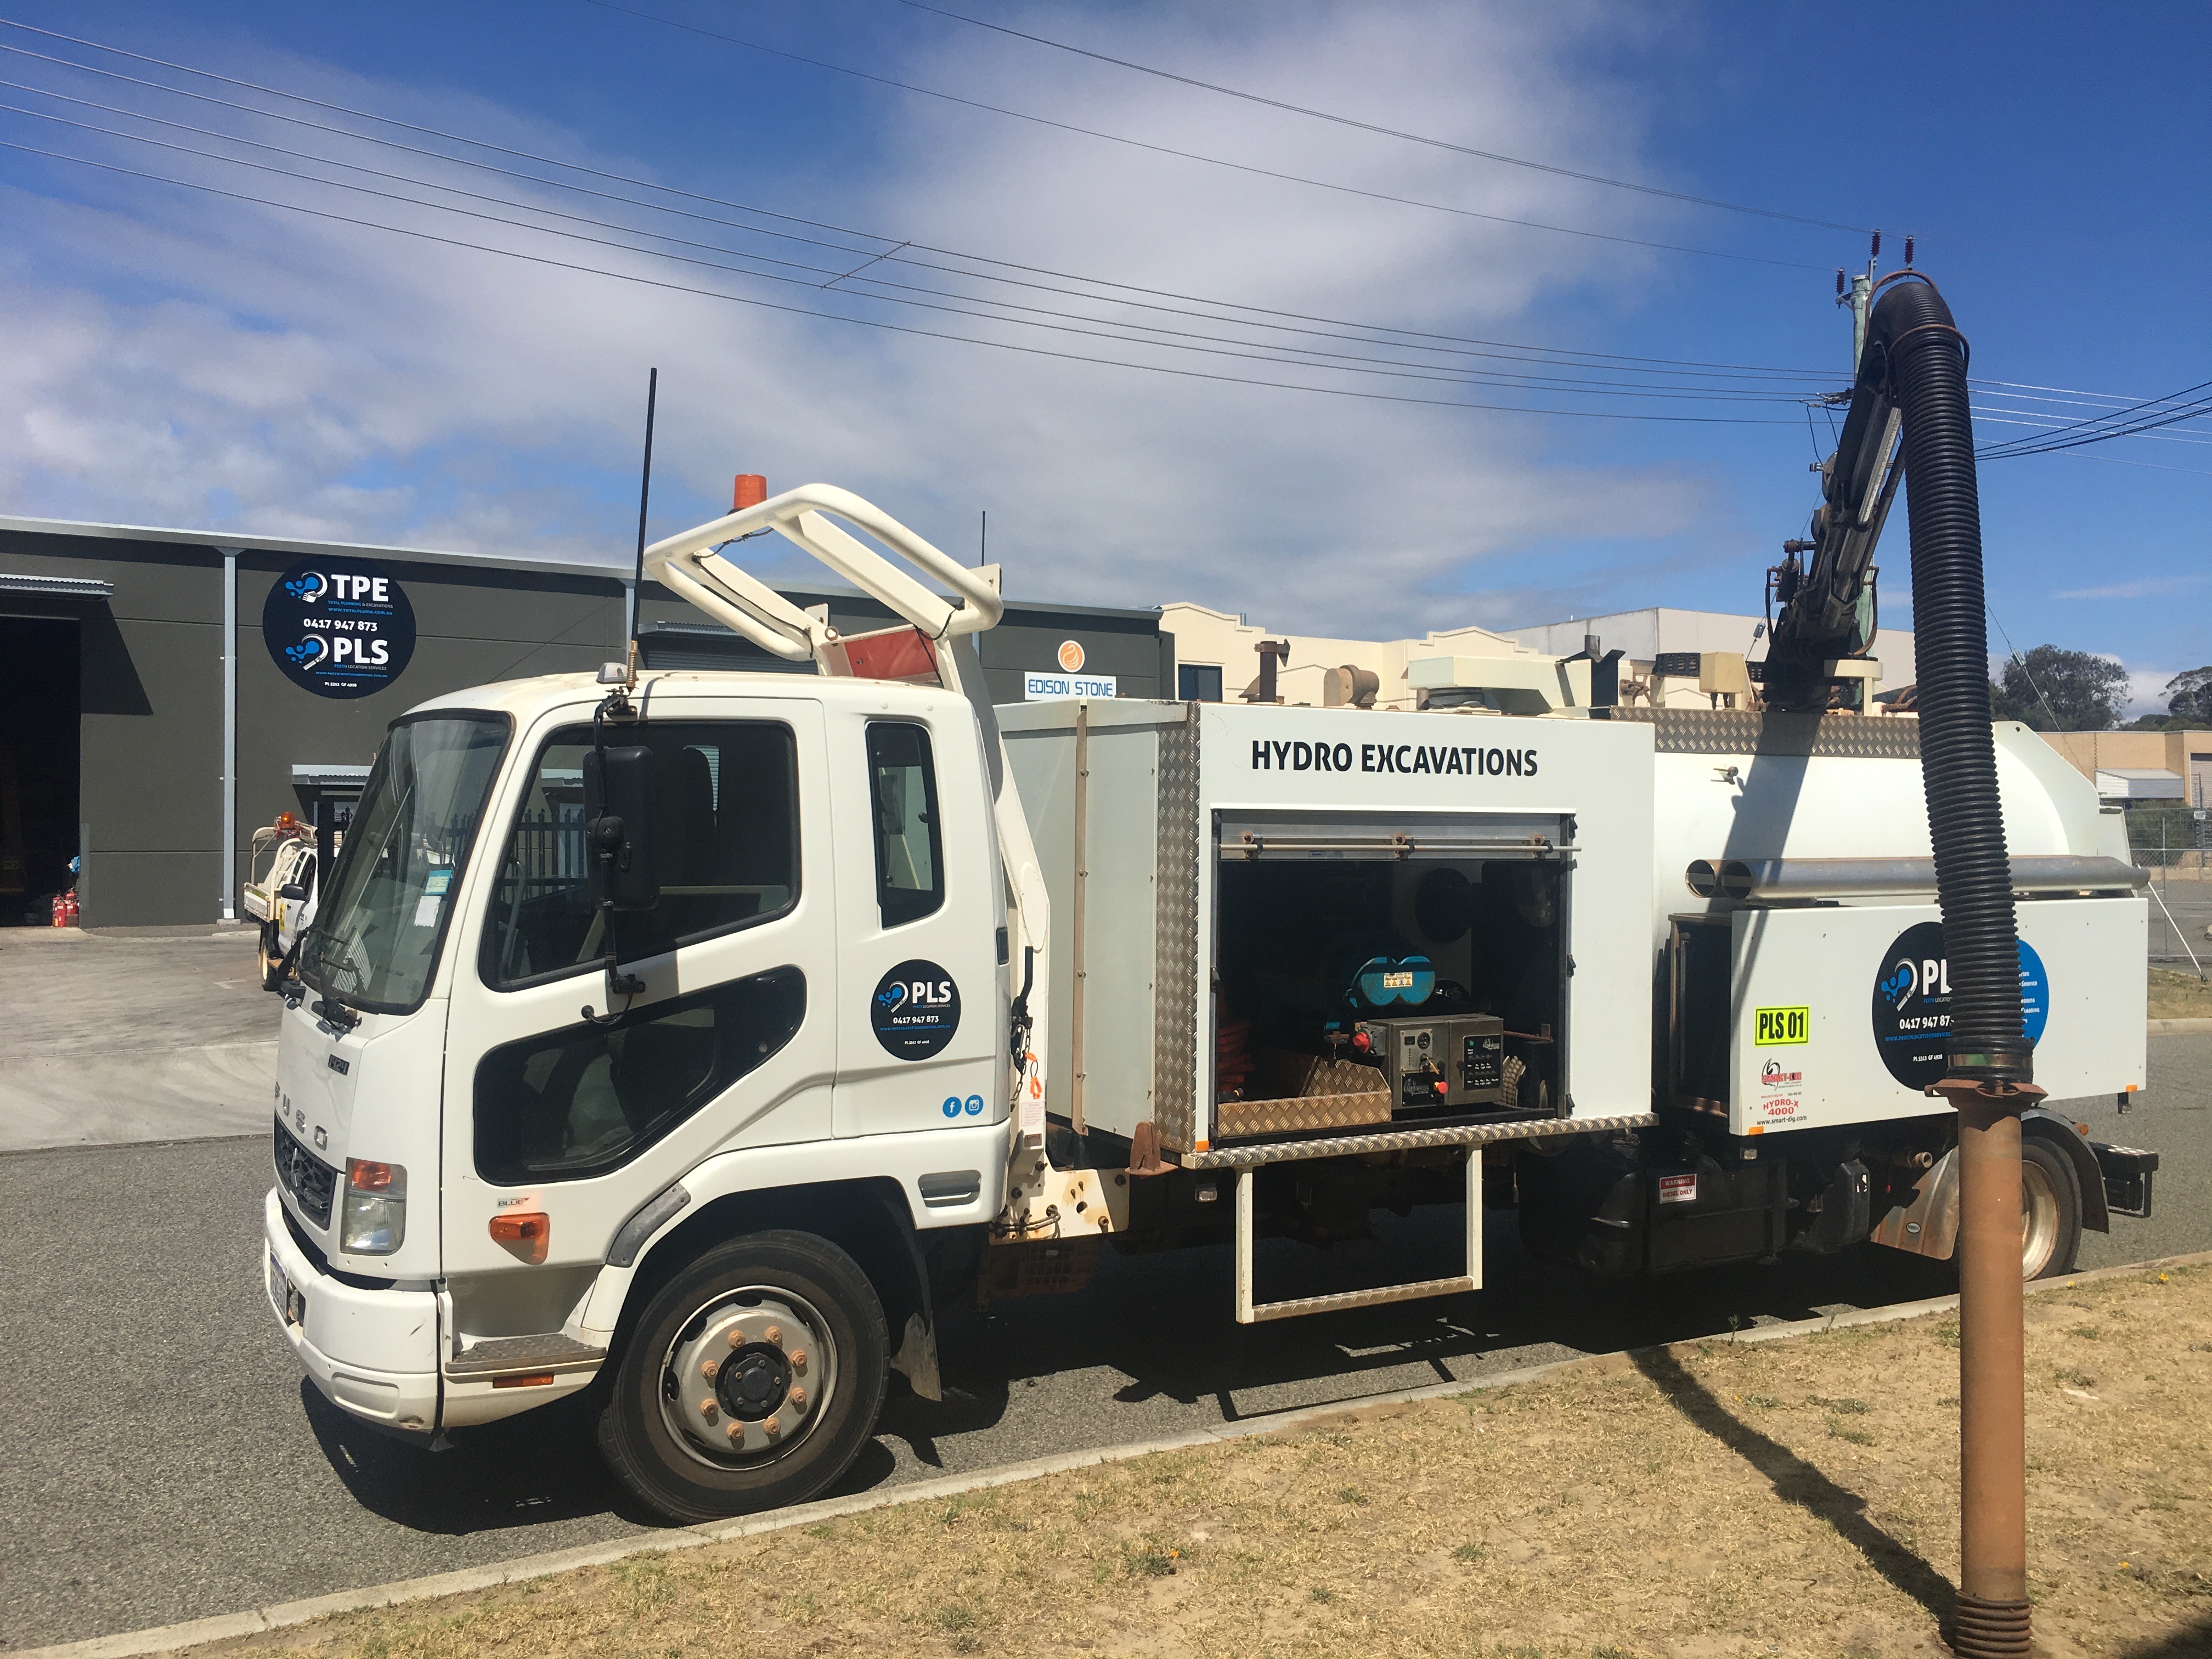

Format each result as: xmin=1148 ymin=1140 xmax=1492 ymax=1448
xmin=1988 ymin=645 xmax=2129 ymax=731
xmin=2164 ymin=666 xmax=2212 ymax=725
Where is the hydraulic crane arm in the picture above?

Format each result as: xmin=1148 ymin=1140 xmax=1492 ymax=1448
xmin=1762 ymin=314 xmax=1909 ymax=711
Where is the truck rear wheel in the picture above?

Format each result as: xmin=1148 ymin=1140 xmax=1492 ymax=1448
xmin=2021 ymin=1137 xmax=2081 ymax=1281
xmin=258 ymin=925 xmax=288 ymax=991
xmin=598 ymin=1229 xmax=889 ymax=1523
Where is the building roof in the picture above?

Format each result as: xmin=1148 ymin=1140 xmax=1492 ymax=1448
xmin=0 ymin=514 xmax=1161 ymax=622
xmin=0 ymin=512 xmax=626 ymax=581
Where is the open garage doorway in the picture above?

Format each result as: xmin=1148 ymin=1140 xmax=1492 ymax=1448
xmin=0 ymin=617 xmax=82 ymax=924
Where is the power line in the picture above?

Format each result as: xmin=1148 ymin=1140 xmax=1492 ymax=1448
xmin=1978 ymin=377 xmax=2212 ymax=460
xmin=0 ymin=26 xmax=1846 ymax=381
xmin=889 ymin=0 xmax=1878 ymax=235
xmin=0 ymin=136 xmax=1807 ymax=425
xmin=0 ymin=79 xmax=1835 ymax=393
xmin=0 ymin=99 xmax=1837 ymax=404
xmin=568 ymin=0 xmax=1833 ymax=272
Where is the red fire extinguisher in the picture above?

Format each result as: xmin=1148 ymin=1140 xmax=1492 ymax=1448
xmin=51 ymin=893 xmax=66 ymax=927
xmin=64 ymin=889 xmax=79 ymax=926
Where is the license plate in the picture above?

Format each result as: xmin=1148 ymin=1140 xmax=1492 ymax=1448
xmin=269 ymin=1248 xmax=305 ymax=1328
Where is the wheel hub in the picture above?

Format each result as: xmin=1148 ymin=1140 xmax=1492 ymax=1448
xmin=663 ymin=1292 xmax=832 ymax=1464
xmin=718 ymin=1343 xmax=791 ymax=1420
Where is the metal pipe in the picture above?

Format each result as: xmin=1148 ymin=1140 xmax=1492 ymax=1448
xmin=1069 ymin=701 xmax=1088 ymax=1137
xmin=220 ymin=546 xmax=238 ymax=924
xmin=1953 ymin=1096 xmax=2032 ymax=1655
xmin=1686 ymin=854 xmax=2143 ymax=902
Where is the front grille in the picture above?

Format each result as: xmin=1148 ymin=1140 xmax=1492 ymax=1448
xmin=273 ymin=1119 xmax=337 ymax=1228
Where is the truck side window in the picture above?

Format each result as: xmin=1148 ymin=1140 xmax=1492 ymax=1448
xmin=865 ymin=721 xmax=943 ymax=928
xmin=474 ymin=968 xmax=805 ymax=1183
xmin=482 ymin=720 xmax=799 ymax=989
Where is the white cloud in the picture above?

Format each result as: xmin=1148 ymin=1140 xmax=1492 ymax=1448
xmin=2052 ymin=575 xmax=2209 ymax=601
xmin=2 ymin=2 xmax=1723 ymax=635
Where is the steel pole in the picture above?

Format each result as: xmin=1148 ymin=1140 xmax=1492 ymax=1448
xmin=1944 ymin=1084 xmax=2035 ymax=1658
xmin=220 ymin=546 xmax=238 ymax=923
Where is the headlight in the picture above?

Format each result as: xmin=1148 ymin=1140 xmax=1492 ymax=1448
xmin=341 ymin=1158 xmax=407 ymax=1254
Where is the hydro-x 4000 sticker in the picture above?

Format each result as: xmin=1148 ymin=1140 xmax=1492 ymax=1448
xmin=263 ymin=556 xmax=416 ymax=699
xmin=1871 ymin=921 xmax=2049 ymax=1089
xmin=871 ymin=960 xmax=961 ymax=1060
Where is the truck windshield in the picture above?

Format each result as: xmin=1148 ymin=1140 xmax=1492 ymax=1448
xmin=299 ymin=713 xmax=509 ymax=1012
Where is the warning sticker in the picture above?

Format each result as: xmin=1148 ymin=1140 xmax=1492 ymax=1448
xmin=1754 ymin=1006 xmax=1809 ymax=1045
xmin=1657 ymin=1173 xmax=1698 ymax=1205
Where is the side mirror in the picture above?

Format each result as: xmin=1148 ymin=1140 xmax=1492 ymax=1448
xmin=278 ymin=883 xmax=307 ymax=902
xmin=583 ymin=744 xmax=659 ymax=912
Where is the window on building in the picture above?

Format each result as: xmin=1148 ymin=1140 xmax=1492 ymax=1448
xmin=866 ymin=722 xmax=944 ymax=927
xmin=481 ymin=721 xmax=798 ymax=989
xmin=1178 ymin=663 xmax=1223 ymax=703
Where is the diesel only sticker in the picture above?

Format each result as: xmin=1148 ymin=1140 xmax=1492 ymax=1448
xmin=1754 ymin=1006 xmax=1809 ymax=1045
xmin=871 ymin=960 xmax=961 ymax=1060
xmin=1872 ymin=922 xmax=2049 ymax=1089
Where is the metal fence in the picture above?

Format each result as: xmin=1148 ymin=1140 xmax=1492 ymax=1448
xmin=507 ymin=806 xmax=587 ymax=896
xmin=2127 ymin=805 xmax=2211 ymax=969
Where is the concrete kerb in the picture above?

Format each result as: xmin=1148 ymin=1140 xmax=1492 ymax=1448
xmin=2149 ymin=1017 xmax=2212 ymax=1034
xmin=26 ymin=1248 xmax=2211 ymax=1659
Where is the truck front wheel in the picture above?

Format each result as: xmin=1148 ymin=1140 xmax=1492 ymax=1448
xmin=2020 ymin=1136 xmax=2082 ymax=1282
xmin=598 ymin=1229 xmax=889 ymax=1523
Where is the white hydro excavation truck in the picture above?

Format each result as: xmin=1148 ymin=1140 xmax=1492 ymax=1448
xmin=262 ymin=472 xmax=2159 ymax=1522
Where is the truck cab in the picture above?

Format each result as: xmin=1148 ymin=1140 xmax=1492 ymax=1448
xmin=267 ymin=654 xmax=1020 ymax=1520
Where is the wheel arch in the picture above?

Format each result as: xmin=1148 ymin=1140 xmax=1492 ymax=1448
xmin=613 ymin=1177 xmax=944 ymax=1401
xmin=2021 ymin=1108 xmax=2109 ymax=1234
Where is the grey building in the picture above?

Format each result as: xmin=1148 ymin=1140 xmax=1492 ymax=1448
xmin=0 ymin=517 xmax=1169 ymax=928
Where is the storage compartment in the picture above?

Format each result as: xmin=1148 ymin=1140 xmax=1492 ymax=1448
xmin=1001 ymin=698 xmax=1639 ymax=1156
xmin=1212 ymin=856 xmax=1565 ymax=1142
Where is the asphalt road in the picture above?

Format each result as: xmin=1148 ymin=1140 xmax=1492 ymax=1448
xmin=4 ymin=1035 xmax=2207 ymax=1651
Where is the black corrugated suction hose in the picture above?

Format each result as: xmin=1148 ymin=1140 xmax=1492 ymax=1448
xmin=1870 ymin=277 xmax=2030 ymax=1082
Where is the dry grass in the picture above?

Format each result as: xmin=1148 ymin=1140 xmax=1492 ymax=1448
xmin=2148 ymin=966 xmax=2212 ymax=1020
xmin=204 ymin=1268 xmax=2212 ymax=1659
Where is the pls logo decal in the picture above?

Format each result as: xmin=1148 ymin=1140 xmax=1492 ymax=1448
xmin=264 ymin=555 xmax=416 ymax=701
xmin=1871 ymin=920 xmax=2047 ymax=1090
xmin=870 ymin=958 xmax=961 ymax=1061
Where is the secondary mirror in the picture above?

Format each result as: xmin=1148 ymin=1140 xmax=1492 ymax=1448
xmin=583 ymin=744 xmax=660 ymax=912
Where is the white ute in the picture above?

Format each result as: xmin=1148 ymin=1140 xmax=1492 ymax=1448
xmin=263 ymin=484 xmax=2157 ymax=1523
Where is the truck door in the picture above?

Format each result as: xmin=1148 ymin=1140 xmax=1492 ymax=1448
xmin=829 ymin=700 xmax=1002 ymax=1138
xmin=440 ymin=697 xmax=836 ymax=1283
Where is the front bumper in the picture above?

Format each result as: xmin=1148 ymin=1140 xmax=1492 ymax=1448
xmin=262 ymin=1187 xmax=441 ymax=1437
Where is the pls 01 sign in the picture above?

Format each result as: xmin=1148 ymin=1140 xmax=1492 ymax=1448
xmin=264 ymin=557 xmax=416 ymax=699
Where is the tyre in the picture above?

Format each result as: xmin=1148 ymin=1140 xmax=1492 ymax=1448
xmin=2020 ymin=1136 xmax=2081 ymax=1281
xmin=258 ymin=926 xmax=286 ymax=991
xmin=598 ymin=1229 xmax=889 ymax=1523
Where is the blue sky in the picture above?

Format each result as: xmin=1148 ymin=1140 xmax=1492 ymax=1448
xmin=2 ymin=1 xmax=2205 ymax=707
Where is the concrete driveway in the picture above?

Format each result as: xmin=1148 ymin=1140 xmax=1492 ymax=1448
xmin=0 ymin=924 xmax=275 ymax=1151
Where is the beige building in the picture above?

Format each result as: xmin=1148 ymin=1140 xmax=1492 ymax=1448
xmin=1157 ymin=603 xmax=1572 ymax=709
xmin=2036 ymin=729 xmax=2212 ymax=808
xmin=1157 ymin=602 xmax=1911 ymax=713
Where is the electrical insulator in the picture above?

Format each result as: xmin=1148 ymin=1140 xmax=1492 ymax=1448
xmin=1870 ymin=229 xmax=1881 ymax=261
xmin=1904 ymin=235 xmax=1915 ymax=267
xmin=1836 ymin=269 xmax=1846 ymax=296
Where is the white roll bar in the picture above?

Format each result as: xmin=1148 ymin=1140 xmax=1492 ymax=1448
xmin=642 ymin=483 xmax=1003 ymax=665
